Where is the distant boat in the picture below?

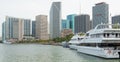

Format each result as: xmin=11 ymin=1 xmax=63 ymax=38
xmin=77 ymin=24 xmax=120 ymax=58
xmin=61 ymin=41 xmax=69 ymax=48
xmin=3 ymin=40 xmax=12 ymax=44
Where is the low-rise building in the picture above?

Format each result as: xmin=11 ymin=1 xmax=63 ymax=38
xmin=61 ymin=29 xmax=73 ymax=37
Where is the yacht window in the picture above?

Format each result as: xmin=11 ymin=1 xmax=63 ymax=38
xmin=78 ymin=38 xmax=79 ymax=40
xmin=78 ymin=38 xmax=83 ymax=40
xmin=81 ymin=38 xmax=83 ymax=40
xmin=69 ymin=43 xmax=72 ymax=45
xmin=98 ymin=43 xmax=120 ymax=47
xmin=107 ymin=33 xmax=109 ymax=37
xmin=112 ymin=33 xmax=114 ymax=35
xmin=116 ymin=33 xmax=118 ymax=38
xmin=79 ymin=43 xmax=97 ymax=47
xmin=103 ymin=33 xmax=106 ymax=38
xmin=86 ymin=33 xmax=89 ymax=36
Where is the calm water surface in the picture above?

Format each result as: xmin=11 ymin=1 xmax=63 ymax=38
xmin=0 ymin=44 xmax=120 ymax=62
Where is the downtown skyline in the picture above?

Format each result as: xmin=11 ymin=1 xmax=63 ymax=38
xmin=0 ymin=0 xmax=120 ymax=37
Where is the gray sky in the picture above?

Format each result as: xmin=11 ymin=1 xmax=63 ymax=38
xmin=0 ymin=0 xmax=120 ymax=37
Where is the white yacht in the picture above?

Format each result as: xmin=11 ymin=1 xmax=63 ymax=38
xmin=77 ymin=24 xmax=120 ymax=58
xmin=68 ymin=34 xmax=84 ymax=50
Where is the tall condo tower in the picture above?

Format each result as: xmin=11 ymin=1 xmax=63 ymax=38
xmin=50 ymin=2 xmax=61 ymax=39
xmin=36 ymin=15 xmax=49 ymax=40
xmin=2 ymin=16 xmax=31 ymax=41
xmin=92 ymin=2 xmax=109 ymax=28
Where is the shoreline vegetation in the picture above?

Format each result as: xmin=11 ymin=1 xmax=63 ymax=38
xmin=14 ymin=34 xmax=74 ymax=45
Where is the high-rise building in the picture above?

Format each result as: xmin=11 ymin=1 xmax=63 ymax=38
xmin=75 ymin=14 xmax=90 ymax=33
xmin=93 ymin=2 xmax=109 ymax=28
xmin=2 ymin=16 xmax=31 ymax=41
xmin=24 ymin=19 xmax=31 ymax=36
xmin=2 ymin=22 xmax=5 ymax=41
xmin=19 ymin=19 xmax=24 ymax=40
xmin=12 ymin=19 xmax=19 ymax=39
xmin=32 ymin=21 xmax=36 ymax=37
xmin=61 ymin=19 xmax=67 ymax=30
xmin=36 ymin=15 xmax=49 ymax=40
xmin=112 ymin=15 xmax=120 ymax=24
xmin=50 ymin=2 xmax=61 ymax=39
xmin=90 ymin=20 xmax=93 ymax=30
xmin=2 ymin=16 xmax=23 ymax=41
xmin=67 ymin=14 xmax=76 ymax=33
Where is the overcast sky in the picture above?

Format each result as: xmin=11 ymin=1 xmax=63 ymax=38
xmin=0 ymin=0 xmax=120 ymax=37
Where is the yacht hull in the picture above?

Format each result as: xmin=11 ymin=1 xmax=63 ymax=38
xmin=69 ymin=45 xmax=78 ymax=50
xmin=77 ymin=46 xmax=119 ymax=58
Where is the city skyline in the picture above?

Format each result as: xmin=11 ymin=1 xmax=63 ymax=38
xmin=0 ymin=0 xmax=120 ymax=36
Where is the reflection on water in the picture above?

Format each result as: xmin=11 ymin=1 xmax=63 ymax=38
xmin=0 ymin=44 xmax=120 ymax=62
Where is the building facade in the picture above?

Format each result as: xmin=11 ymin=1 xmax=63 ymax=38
xmin=36 ymin=15 xmax=49 ymax=40
xmin=50 ymin=2 xmax=61 ymax=39
xmin=61 ymin=29 xmax=73 ymax=38
xmin=67 ymin=14 xmax=76 ymax=33
xmin=12 ymin=19 xmax=19 ymax=39
xmin=61 ymin=19 xmax=68 ymax=30
xmin=32 ymin=21 xmax=36 ymax=37
xmin=24 ymin=19 xmax=31 ymax=36
xmin=2 ymin=22 xmax=5 ymax=41
xmin=92 ymin=2 xmax=109 ymax=28
xmin=112 ymin=15 xmax=120 ymax=24
xmin=75 ymin=14 xmax=91 ymax=33
xmin=90 ymin=20 xmax=93 ymax=30
xmin=2 ymin=16 xmax=31 ymax=41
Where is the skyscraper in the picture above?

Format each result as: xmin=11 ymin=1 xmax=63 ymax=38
xmin=24 ymin=19 xmax=31 ymax=36
xmin=2 ymin=22 xmax=5 ymax=41
xmin=36 ymin=15 xmax=49 ymax=40
xmin=19 ymin=19 xmax=24 ymax=40
xmin=12 ymin=19 xmax=19 ymax=39
xmin=67 ymin=14 xmax=76 ymax=33
xmin=93 ymin=2 xmax=109 ymax=28
xmin=32 ymin=21 xmax=36 ymax=37
xmin=2 ymin=16 xmax=31 ymax=41
xmin=2 ymin=16 xmax=23 ymax=41
xmin=75 ymin=14 xmax=90 ymax=33
xmin=90 ymin=20 xmax=93 ymax=30
xmin=112 ymin=15 xmax=120 ymax=24
xmin=61 ymin=19 xmax=67 ymax=30
xmin=50 ymin=2 xmax=61 ymax=39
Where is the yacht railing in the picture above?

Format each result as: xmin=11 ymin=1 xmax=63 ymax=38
xmin=94 ymin=24 xmax=120 ymax=29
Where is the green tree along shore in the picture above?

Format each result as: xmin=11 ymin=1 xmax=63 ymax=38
xmin=16 ymin=34 xmax=74 ymax=44
xmin=53 ymin=34 xmax=74 ymax=42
